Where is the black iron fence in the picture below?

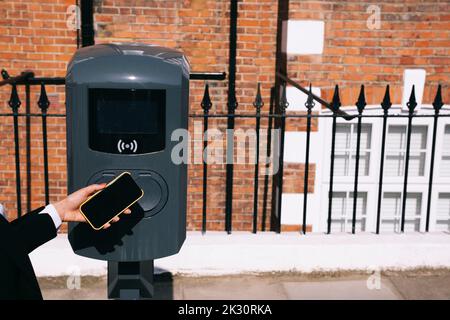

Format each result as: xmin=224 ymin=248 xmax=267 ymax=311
xmin=0 ymin=69 xmax=447 ymax=234
xmin=0 ymin=70 xmax=65 ymax=217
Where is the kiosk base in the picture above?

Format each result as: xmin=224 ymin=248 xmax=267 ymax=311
xmin=107 ymin=260 xmax=154 ymax=299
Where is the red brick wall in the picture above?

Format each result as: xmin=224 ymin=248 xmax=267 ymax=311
xmin=287 ymin=0 xmax=449 ymax=104
xmin=93 ymin=0 xmax=278 ymax=231
xmin=0 ymin=0 xmax=75 ymax=231
xmin=0 ymin=0 xmax=448 ymax=232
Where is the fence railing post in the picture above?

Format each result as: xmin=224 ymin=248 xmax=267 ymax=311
xmin=327 ymin=85 xmax=341 ymax=234
xmin=25 ymin=83 xmax=31 ymax=213
xmin=8 ymin=84 xmax=23 ymax=218
xmin=376 ymin=85 xmax=392 ymax=234
xmin=401 ymin=86 xmax=418 ymax=232
xmin=38 ymin=83 xmax=51 ymax=205
xmin=252 ymin=83 xmax=263 ymax=234
xmin=302 ymin=84 xmax=315 ymax=234
xmin=352 ymin=85 xmax=366 ymax=234
xmin=224 ymin=0 xmax=239 ymax=234
xmin=425 ymin=85 xmax=443 ymax=232
xmin=274 ymin=83 xmax=289 ymax=233
xmin=201 ymin=83 xmax=212 ymax=234
xmin=261 ymin=87 xmax=275 ymax=231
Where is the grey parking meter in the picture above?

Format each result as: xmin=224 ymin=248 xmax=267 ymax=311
xmin=65 ymin=43 xmax=189 ymax=299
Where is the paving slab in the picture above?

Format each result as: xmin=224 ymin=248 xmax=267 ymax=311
xmin=179 ymin=277 xmax=288 ymax=300
xmin=388 ymin=274 xmax=450 ymax=300
xmin=282 ymin=279 xmax=401 ymax=300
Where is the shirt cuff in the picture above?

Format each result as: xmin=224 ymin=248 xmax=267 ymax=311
xmin=39 ymin=204 xmax=62 ymax=230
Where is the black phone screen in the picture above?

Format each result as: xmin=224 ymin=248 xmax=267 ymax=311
xmin=80 ymin=172 xmax=143 ymax=230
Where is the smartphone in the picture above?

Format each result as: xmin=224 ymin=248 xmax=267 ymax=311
xmin=79 ymin=172 xmax=144 ymax=230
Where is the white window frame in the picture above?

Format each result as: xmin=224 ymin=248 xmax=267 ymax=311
xmin=328 ymin=190 xmax=370 ymax=233
xmin=384 ymin=124 xmax=428 ymax=178
xmin=381 ymin=116 xmax=432 ymax=185
xmin=334 ymin=122 xmax=373 ymax=177
xmin=433 ymin=192 xmax=450 ymax=233
xmin=318 ymin=104 xmax=450 ymax=233
xmin=426 ymin=117 xmax=450 ymax=232
xmin=378 ymin=184 xmax=426 ymax=232
xmin=319 ymin=106 xmax=381 ymax=232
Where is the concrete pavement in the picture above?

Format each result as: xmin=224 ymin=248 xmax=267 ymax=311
xmin=39 ymin=269 xmax=450 ymax=300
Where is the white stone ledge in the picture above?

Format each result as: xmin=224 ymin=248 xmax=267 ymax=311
xmin=30 ymin=232 xmax=450 ymax=277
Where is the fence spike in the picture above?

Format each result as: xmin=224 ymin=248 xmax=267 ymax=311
xmin=38 ymin=83 xmax=50 ymax=112
xmin=280 ymin=83 xmax=289 ymax=113
xmin=1 ymin=69 xmax=9 ymax=80
xmin=253 ymin=83 xmax=264 ymax=112
xmin=406 ymin=85 xmax=417 ymax=113
xmin=8 ymin=84 xmax=21 ymax=111
xmin=381 ymin=84 xmax=392 ymax=112
xmin=305 ymin=83 xmax=315 ymax=110
xmin=356 ymin=84 xmax=366 ymax=114
xmin=330 ymin=85 xmax=341 ymax=112
xmin=432 ymin=84 xmax=443 ymax=112
xmin=201 ymin=83 xmax=212 ymax=111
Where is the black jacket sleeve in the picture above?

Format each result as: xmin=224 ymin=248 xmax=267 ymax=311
xmin=9 ymin=207 xmax=58 ymax=254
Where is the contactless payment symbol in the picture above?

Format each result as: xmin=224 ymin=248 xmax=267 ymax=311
xmin=117 ymin=139 xmax=138 ymax=153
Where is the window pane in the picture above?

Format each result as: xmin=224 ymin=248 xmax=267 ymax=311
xmin=331 ymin=192 xmax=346 ymax=233
xmin=385 ymin=153 xmax=404 ymax=176
xmin=409 ymin=152 xmax=426 ymax=176
xmin=331 ymin=192 xmax=367 ymax=233
xmin=385 ymin=125 xmax=427 ymax=177
xmin=334 ymin=123 xmax=372 ymax=177
xmin=335 ymin=152 xmax=350 ymax=176
xmin=441 ymin=155 xmax=450 ymax=177
xmin=381 ymin=192 xmax=402 ymax=232
xmin=406 ymin=193 xmax=422 ymax=218
xmin=385 ymin=126 xmax=406 ymax=176
xmin=381 ymin=192 xmax=421 ymax=232
xmin=408 ymin=126 xmax=427 ymax=176
xmin=351 ymin=152 xmax=370 ymax=176
xmin=441 ymin=125 xmax=450 ymax=177
xmin=386 ymin=152 xmax=426 ymax=177
xmin=387 ymin=125 xmax=406 ymax=150
xmin=411 ymin=126 xmax=428 ymax=150
xmin=436 ymin=193 xmax=450 ymax=232
xmin=336 ymin=124 xmax=351 ymax=150
xmin=444 ymin=125 xmax=450 ymax=146
xmin=356 ymin=124 xmax=372 ymax=149
xmin=349 ymin=192 xmax=367 ymax=232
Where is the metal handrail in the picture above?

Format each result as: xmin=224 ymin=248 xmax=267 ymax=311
xmin=0 ymin=70 xmax=35 ymax=87
xmin=276 ymin=72 xmax=355 ymax=120
xmin=1 ymin=69 xmax=226 ymax=86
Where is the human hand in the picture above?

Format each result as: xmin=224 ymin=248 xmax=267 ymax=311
xmin=53 ymin=184 xmax=131 ymax=229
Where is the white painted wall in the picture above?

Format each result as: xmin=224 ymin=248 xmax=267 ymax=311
xmin=402 ymin=69 xmax=426 ymax=110
xmin=283 ymin=20 xmax=325 ymax=55
xmin=286 ymin=86 xmax=321 ymax=111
